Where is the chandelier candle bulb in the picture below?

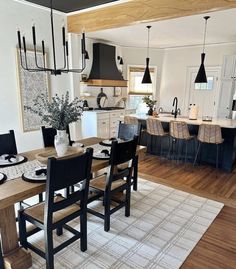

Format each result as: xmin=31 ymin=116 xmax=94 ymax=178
xmin=42 ymin=40 xmax=45 ymax=55
xmin=81 ymin=33 xmax=86 ymax=54
xmin=23 ymin=36 xmax=26 ymax=53
xmin=62 ymin=26 xmax=66 ymax=46
xmin=66 ymin=41 xmax=69 ymax=56
xmin=32 ymin=26 xmax=36 ymax=46
xmin=17 ymin=31 xmax=21 ymax=49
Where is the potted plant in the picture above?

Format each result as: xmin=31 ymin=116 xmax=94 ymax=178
xmin=142 ymin=95 xmax=157 ymax=115
xmin=28 ymin=91 xmax=83 ymax=157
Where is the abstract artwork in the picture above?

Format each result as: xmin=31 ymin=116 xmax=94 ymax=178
xmin=16 ymin=49 xmax=50 ymax=132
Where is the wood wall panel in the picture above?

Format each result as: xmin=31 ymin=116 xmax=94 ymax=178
xmin=68 ymin=0 xmax=236 ymax=33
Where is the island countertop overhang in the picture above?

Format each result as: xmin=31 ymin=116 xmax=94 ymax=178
xmin=128 ymin=114 xmax=236 ymax=129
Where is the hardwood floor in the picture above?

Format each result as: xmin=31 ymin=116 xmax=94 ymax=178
xmin=139 ymin=154 xmax=236 ymax=269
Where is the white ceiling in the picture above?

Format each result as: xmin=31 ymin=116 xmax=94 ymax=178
xmin=87 ymin=8 xmax=236 ymax=49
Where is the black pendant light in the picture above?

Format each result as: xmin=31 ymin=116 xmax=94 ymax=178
xmin=17 ymin=0 xmax=88 ymax=76
xmin=142 ymin=25 xmax=152 ymax=84
xmin=195 ymin=16 xmax=210 ymax=83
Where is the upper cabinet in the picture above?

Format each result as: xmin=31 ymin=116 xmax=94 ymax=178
xmin=218 ymin=55 xmax=236 ymax=119
xmin=221 ymin=55 xmax=236 ymax=80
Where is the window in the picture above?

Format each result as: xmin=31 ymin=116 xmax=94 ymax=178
xmin=127 ymin=66 xmax=157 ymax=113
xmin=128 ymin=66 xmax=156 ymax=95
xmin=195 ymin=76 xmax=214 ymax=90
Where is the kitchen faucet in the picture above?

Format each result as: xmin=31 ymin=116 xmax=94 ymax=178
xmin=172 ymin=97 xmax=178 ymax=118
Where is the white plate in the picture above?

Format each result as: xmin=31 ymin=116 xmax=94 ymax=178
xmin=72 ymin=142 xmax=84 ymax=148
xmin=22 ymin=167 xmax=47 ymax=183
xmin=0 ymin=173 xmax=5 ymax=180
xmin=100 ymin=138 xmax=123 ymax=146
xmin=93 ymin=151 xmax=110 ymax=160
xmin=0 ymin=155 xmax=25 ymax=166
xmin=0 ymin=172 xmax=7 ymax=184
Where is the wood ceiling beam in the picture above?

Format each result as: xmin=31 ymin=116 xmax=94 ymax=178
xmin=67 ymin=0 xmax=236 ymax=33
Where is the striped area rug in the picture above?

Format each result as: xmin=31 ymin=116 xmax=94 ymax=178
xmin=29 ymin=178 xmax=223 ymax=269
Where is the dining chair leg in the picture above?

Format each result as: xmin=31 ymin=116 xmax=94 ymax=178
xmin=133 ymin=155 xmax=138 ymax=191
xmin=125 ymin=184 xmax=131 ymax=218
xmin=39 ymin=193 xmax=43 ymax=203
xmin=56 ymin=226 xmax=63 ymax=236
xmin=45 ymin=229 xmax=54 ymax=269
xmin=193 ymin=141 xmax=201 ymax=166
xmin=80 ymin=211 xmax=87 ymax=252
xmin=104 ymin=194 xmax=111 ymax=232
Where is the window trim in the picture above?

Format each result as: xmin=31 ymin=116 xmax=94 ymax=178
xmin=127 ymin=65 xmax=157 ymax=96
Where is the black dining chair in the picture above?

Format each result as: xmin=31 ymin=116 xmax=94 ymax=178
xmin=18 ymin=148 xmax=93 ymax=269
xmin=0 ymin=130 xmax=17 ymax=155
xmin=117 ymin=122 xmax=141 ymax=191
xmin=41 ymin=126 xmax=74 ymax=147
xmin=0 ymin=130 xmax=43 ymax=205
xmin=88 ymin=136 xmax=138 ymax=232
xmin=118 ymin=121 xmax=141 ymax=143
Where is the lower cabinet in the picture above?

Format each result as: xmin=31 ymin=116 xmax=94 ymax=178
xmin=97 ymin=118 xmax=110 ymax=138
xmin=81 ymin=109 xmax=135 ymax=138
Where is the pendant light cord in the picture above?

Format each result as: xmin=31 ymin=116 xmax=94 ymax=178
xmin=147 ymin=26 xmax=151 ymax=58
xmin=203 ymin=16 xmax=210 ymax=53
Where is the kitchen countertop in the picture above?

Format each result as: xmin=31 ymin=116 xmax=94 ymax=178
xmin=129 ymin=114 xmax=236 ymax=129
xmin=83 ymin=108 xmax=135 ymax=113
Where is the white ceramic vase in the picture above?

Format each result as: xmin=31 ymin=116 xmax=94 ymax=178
xmin=54 ymin=130 xmax=69 ymax=157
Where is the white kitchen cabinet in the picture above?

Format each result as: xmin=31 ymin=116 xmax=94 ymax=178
xmin=218 ymin=55 xmax=236 ymax=118
xmin=218 ymin=80 xmax=234 ymax=118
xmin=97 ymin=118 xmax=110 ymax=138
xmin=221 ymin=55 xmax=236 ymax=80
xmin=81 ymin=109 xmax=135 ymax=138
xmin=81 ymin=112 xmax=110 ymax=138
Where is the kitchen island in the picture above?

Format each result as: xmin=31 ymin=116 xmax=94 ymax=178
xmin=129 ymin=114 xmax=236 ymax=172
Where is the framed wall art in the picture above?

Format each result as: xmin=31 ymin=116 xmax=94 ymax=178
xmin=16 ymin=49 xmax=50 ymax=132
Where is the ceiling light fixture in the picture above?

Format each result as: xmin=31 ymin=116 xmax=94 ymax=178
xmin=195 ymin=16 xmax=210 ymax=83
xmin=17 ymin=0 xmax=88 ymax=76
xmin=117 ymin=56 xmax=123 ymax=65
xmin=142 ymin=25 xmax=152 ymax=84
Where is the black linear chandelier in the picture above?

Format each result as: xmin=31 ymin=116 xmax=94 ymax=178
xmin=17 ymin=0 xmax=88 ymax=76
xmin=195 ymin=16 xmax=210 ymax=83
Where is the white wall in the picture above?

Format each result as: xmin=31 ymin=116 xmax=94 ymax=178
xmin=69 ymin=34 xmax=127 ymax=139
xmin=160 ymin=43 xmax=236 ymax=114
xmin=0 ymin=0 xmax=70 ymax=152
xmin=122 ymin=47 xmax=164 ymax=102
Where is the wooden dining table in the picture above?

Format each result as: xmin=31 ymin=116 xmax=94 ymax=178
xmin=0 ymin=137 xmax=145 ymax=269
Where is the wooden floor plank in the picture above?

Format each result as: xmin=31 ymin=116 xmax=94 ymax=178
xmin=139 ymin=154 xmax=236 ymax=269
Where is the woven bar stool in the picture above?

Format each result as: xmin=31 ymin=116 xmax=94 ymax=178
xmin=193 ymin=124 xmax=224 ymax=170
xmin=124 ymin=116 xmax=139 ymax=125
xmin=168 ymin=121 xmax=195 ymax=163
xmin=146 ymin=118 xmax=169 ymax=157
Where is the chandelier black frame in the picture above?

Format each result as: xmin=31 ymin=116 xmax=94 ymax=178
xmin=17 ymin=0 xmax=88 ymax=76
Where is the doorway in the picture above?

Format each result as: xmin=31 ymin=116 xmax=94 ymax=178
xmin=185 ymin=67 xmax=221 ymax=117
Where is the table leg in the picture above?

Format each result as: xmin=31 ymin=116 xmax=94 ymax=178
xmin=0 ymin=205 xmax=32 ymax=269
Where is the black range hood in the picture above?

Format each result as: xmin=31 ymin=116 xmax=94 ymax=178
xmin=87 ymin=43 xmax=127 ymax=87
